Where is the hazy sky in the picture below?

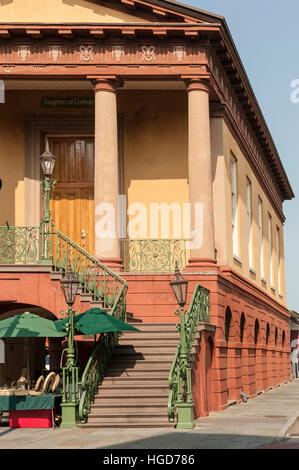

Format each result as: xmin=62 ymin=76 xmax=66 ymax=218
xmin=185 ymin=0 xmax=299 ymax=310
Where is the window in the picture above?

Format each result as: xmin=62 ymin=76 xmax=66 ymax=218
xmin=276 ymin=226 xmax=281 ymax=293
xmin=268 ymin=214 xmax=273 ymax=286
xmin=246 ymin=178 xmax=253 ymax=269
xmin=258 ymin=198 xmax=264 ymax=279
xmin=230 ymin=154 xmax=239 ymax=257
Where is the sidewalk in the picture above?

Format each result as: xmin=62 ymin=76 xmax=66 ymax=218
xmin=1 ymin=379 xmax=299 ymax=449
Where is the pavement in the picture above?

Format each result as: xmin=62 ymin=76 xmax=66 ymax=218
xmin=1 ymin=379 xmax=299 ymax=449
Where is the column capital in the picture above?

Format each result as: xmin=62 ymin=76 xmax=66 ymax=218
xmin=183 ymin=77 xmax=210 ymax=94
xmin=89 ymin=76 xmax=122 ymax=93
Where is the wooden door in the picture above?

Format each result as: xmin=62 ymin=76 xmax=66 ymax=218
xmin=49 ymin=137 xmax=94 ymax=255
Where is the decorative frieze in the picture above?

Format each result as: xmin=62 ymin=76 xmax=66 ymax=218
xmin=0 ymin=40 xmax=203 ymax=67
xmin=140 ymin=45 xmax=157 ymax=62
xmin=17 ymin=44 xmax=31 ymax=62
xmin=172 ymin=45 xmax=186 ymax=62
xmin=48 ymin=45 xmax=62 ymax=62
xmin=111 ymin=45 xmax=125 ymax=62
xmin=79 ymin=45 xmax=94 ymax=62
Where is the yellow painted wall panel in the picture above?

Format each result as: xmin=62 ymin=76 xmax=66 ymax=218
xmin=0 ymin=0 xmax=149 ymax=23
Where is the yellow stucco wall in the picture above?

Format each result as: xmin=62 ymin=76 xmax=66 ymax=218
xmin=118 ymin=91 xmax=189 ymax=240
xmin=0 ymin=0 xmax=148 ymax=23
xmin=222 ymin=120 xmax=286 ymax=305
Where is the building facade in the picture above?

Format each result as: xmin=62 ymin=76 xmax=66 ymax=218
xmin=0 ymin=0 xmax=294 ymax=424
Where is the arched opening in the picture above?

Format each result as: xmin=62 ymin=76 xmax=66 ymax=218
xmin=254 ymin=319 xmax=260 ymax=345
xmin=266 ymin=323 xmax=270 ymax=345
xmin=225 ymin=307 xmax=232 ymax=401
xmin=225 ymin=307 xmax=232 ymax=343
xmin=206 ymin=337 xmax=214 ymax=412
xmin=275 ymin=327 xmax=278 ymax=346
xmin=282 ymin=330 xmax=286 ymax=347
xmin=240 ymin=313 xmax=246 ymax=343
xmin=0 ymin=303 xmax=64 ymax=388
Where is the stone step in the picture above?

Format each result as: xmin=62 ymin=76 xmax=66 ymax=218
xmin=78 ymin=422 xmax=174 ymax=428
xmin=88 ymin=409 xmax=168 ymax=417
xmin=97 ymin=386 xmax=169 ymax=396
xmin=118 ymin=339 xmax=178 ymax=346
xmin=84 ymin=414 xmax=170 ymax=424
xmin=120 ymin=332 xmax=179 ymax=339
xmin=111 ymin=353 xmax=175 ymax=362
xmin=115 ymin=345 xmax=177 ymax=354
xmin=105 ymin=367 xmax=170 ymax=377
xmin=93 ymin=394 xmax=168 ymax=404
xmin=102 ymin=376 xmax=169 ymax=385
xmin=126 ymin=323 xmax=178 ymax=331
xmin=107 ymin=360 xmax=172 ymax=370
xmin=90 ymin=403 xmax=167 ymax=412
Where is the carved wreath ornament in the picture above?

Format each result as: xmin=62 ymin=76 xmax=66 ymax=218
xmin=141 ymin=45 xmax=156 ymax=62
xmin=79 ymin=45 xmax=94 ymax=62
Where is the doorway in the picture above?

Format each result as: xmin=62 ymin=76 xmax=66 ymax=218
xmin=48 ymin=136 xmax=94 ymax=255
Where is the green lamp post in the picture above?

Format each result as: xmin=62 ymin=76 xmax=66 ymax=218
xmin=169 ymin=262 xmax=194 ymax=429
xmin=39 ymin=142 xmax=56 ymax=264
xmin=60 ymin=264 xmax=80 ymax=428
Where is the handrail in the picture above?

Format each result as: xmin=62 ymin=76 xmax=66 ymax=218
xmin=168 ymin=284 xmax=210 ymax=425
xmin=78 ymin=285 xmax=127 ymax=423
xmin=51 ymin=223 xmax=127 ymax=309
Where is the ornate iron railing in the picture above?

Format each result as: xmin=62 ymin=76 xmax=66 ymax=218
xmin=0 ymin=225 xmax=41 ymax=264
xmin=78 ymin=288 xmax=126 ymax=423
xmin=120 ymin=238 xmax=188 ymax=272
xmin=52 ymin=225 xmax=128 ymax=310
xmin=0 ymin=224 xmax=128 ymax=311
xmin=168 ymin=284 xmax=210 ymax=427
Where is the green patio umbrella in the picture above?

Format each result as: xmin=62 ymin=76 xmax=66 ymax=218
xmin=0 ymin=311 xmax=66 ymax=383
xmin=0 ymin=312 xmax=66 ymax=339
xmin=55 ymin=308 xmax=140 ymax=335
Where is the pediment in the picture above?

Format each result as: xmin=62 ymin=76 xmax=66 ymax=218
xmin=0 ymin=0 xmax=222 ymax=24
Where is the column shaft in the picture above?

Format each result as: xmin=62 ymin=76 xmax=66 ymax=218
xmin=93 ymin=79 xmax=123 ymax=269
xmin=186 ymin=79 xmax=216 ymax=269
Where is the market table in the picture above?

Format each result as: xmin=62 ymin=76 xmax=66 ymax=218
xmin=0 ymin=394 xmax=62 ymax=428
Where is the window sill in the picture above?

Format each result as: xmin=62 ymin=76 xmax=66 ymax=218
xmin=233 ymin=255 xmax=242 ymax=265
xmin=261 ymin=277 xmax=267 ymax=285
xmin=271 ymin=286 xmax=276 ymax=293
xmin=249 ymin=267 xmax=256 ymax=276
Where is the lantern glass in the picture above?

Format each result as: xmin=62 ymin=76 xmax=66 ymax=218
xmin=40 ymin=147 xmax=56 ymax=177
xmin=169 ymin=263 xmax=188 ymax=308
xmin=61 ymin=265 xmax=79 ymax=307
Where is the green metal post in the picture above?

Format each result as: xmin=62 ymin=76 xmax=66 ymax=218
xmin=176 ymin=306 xmax=195 ymax=429
xmin=40 ymin=176 xmax=55 ymax=265
xmin=61 ymin=306 xmax=80 ymax=428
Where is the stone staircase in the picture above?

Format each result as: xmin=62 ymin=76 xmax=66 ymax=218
xmin=78 ymin=322 xmax=179 ymax=428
